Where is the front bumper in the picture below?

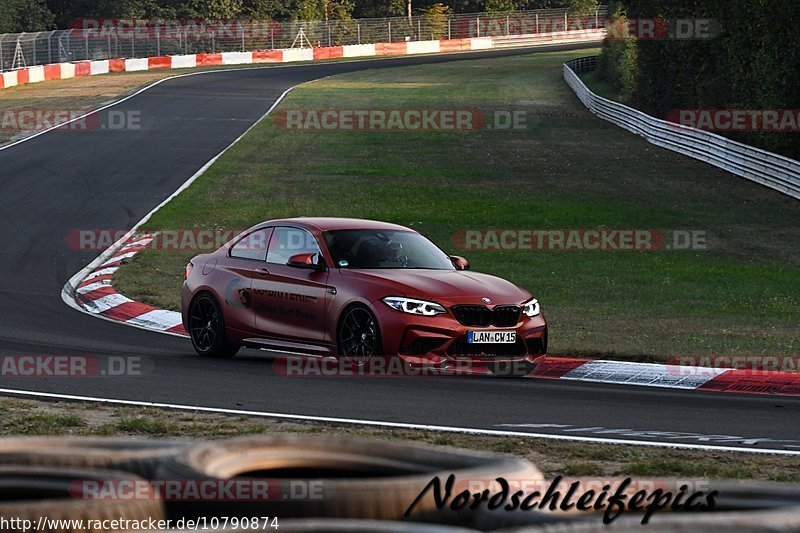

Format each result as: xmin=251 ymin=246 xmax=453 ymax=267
xmin=374 ymin=304 xmax=548 ymax=367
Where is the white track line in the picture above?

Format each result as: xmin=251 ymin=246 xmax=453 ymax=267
xmin=0 ymin=387 xmax=796 ymax=455
xmin=60 ymin=84 xmax=296 ymax=332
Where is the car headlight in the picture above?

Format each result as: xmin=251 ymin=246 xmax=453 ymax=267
xmin=522 ymin=298 xmax=541 ymax=317
xmin=382 ymin=296 xmax=446 ymax=316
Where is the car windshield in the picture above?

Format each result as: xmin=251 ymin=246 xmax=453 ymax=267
xmin=323 ymin=229 xmax=455 ymax=270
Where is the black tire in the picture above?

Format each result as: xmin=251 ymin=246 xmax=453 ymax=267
xmin=0 ymin=466 xmax=165 ymax=532
xmin=155 ymin=434 xmax=543 ymax=526
xmin=0 ymin=437 xmax=189 ymax=480
xmin=489 ymin=360 xmax=537 ymax=378
xmin=188 ymin=293 xmax=240 ymax=358
xmin=337 ymin=304 xmax=382 ymax=362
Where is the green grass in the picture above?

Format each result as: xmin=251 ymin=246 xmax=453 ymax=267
xmin=113 ymin=48 xmax=800 ymax=361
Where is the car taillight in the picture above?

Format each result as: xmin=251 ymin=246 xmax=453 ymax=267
xmin=184 ymin=262 xmax=194 ymax=280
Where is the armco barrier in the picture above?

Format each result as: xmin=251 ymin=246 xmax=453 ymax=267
xmin=0 ymin=29 xmax=605 ymax=93
xmin=564 ymin=57 xmax=800 ymax=201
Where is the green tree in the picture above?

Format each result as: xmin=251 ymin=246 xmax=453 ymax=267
xmin=0 ymin=0 xmax=55 ymax=33
xmin=484 ymin=0 xmax=515 ymax=13
xmin=181 ymin=0 xmax=245 ymax=18
xmin=567 ymin=0 xmax=597 ymax=15
xmin=419 ymin=2 xmax=450 ymax=38
xmin=294 ymin=0 xmax=323 ymax=20
xmin=242 ymin=0 xmax=293 ymax=19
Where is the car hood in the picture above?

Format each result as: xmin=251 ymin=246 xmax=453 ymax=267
xmin=338 ymin=268 xmax=532 ymax=305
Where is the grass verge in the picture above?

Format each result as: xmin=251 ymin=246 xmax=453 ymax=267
xmin=1 ymin=397 xmax=798 ymax=482
xmin=112 ymin=48 xmax=800 ymax=361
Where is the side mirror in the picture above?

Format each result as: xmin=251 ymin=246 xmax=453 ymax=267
xmin=450 ymin=255 xmax=470 ymax=271
xmin=287 ymin=253 xmax=325 ymax=271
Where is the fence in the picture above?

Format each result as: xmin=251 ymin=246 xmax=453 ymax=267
xmin=0 ymin=7 xmax=607 ymax=72
xmin=564 ymin=57 xmax=800 ymax=201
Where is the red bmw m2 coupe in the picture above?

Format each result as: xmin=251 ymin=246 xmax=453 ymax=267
xmin=182 ymin=218 xmax=547 ymax=376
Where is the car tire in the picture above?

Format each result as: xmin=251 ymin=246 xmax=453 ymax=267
xmin=0 ymin=466 xmax=165 ymax=531
xmin=488 ymin=360 xmax=536 ymax=378
xmin=337 ymin=304 xmax=383 ymax=361
xmin=155 ymin=434 xmax=544 ymax=525
xmin=188 ymin=293 xmax=240 ymax=358
xmin=0 ymin=437 xmax=189 ymax=480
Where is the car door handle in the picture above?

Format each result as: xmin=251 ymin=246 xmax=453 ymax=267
xmin=255 ymin=267 xmax=270 ymax=276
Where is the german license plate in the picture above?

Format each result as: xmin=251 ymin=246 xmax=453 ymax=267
xmin=468 ymin=330 xmax=516 ymax=344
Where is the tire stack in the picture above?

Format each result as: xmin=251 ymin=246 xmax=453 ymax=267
xmin=0 ymin=434 xmax=550 ymax=532
xmin=1 ymin=436 xmax=799 ymax=532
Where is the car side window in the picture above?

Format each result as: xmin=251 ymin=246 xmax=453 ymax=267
xmin=266 ymin=227 xmax=322 ymax=265
xmin=229 ymin=228 xmax=273 ymax=261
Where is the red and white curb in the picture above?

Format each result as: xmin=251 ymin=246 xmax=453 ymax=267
xmin=0 ymin=29 xmax=604 ymax=91
xmin=73 ymin=233 xmax=187 ymax=336
xmin=532 ymin=357 xmax=800 ymax=396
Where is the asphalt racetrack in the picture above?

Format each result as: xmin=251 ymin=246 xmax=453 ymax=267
xmin=1 ymin=42 xmax=798 ymax=453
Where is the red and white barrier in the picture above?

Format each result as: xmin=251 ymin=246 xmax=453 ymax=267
xmin=90 ymin=60 xmax=109 ymax=76
xmin=0 ymin=29 xmax=605 ymax=92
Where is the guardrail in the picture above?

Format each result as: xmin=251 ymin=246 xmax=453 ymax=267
xmin=564 ymin=57 xmax=800 ymax=201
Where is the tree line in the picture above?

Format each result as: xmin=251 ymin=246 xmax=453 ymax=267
xmin=597 ymin=0 xmax=800 ymax=158
xmin=1 ymin=0 xmax=598 ymax=33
